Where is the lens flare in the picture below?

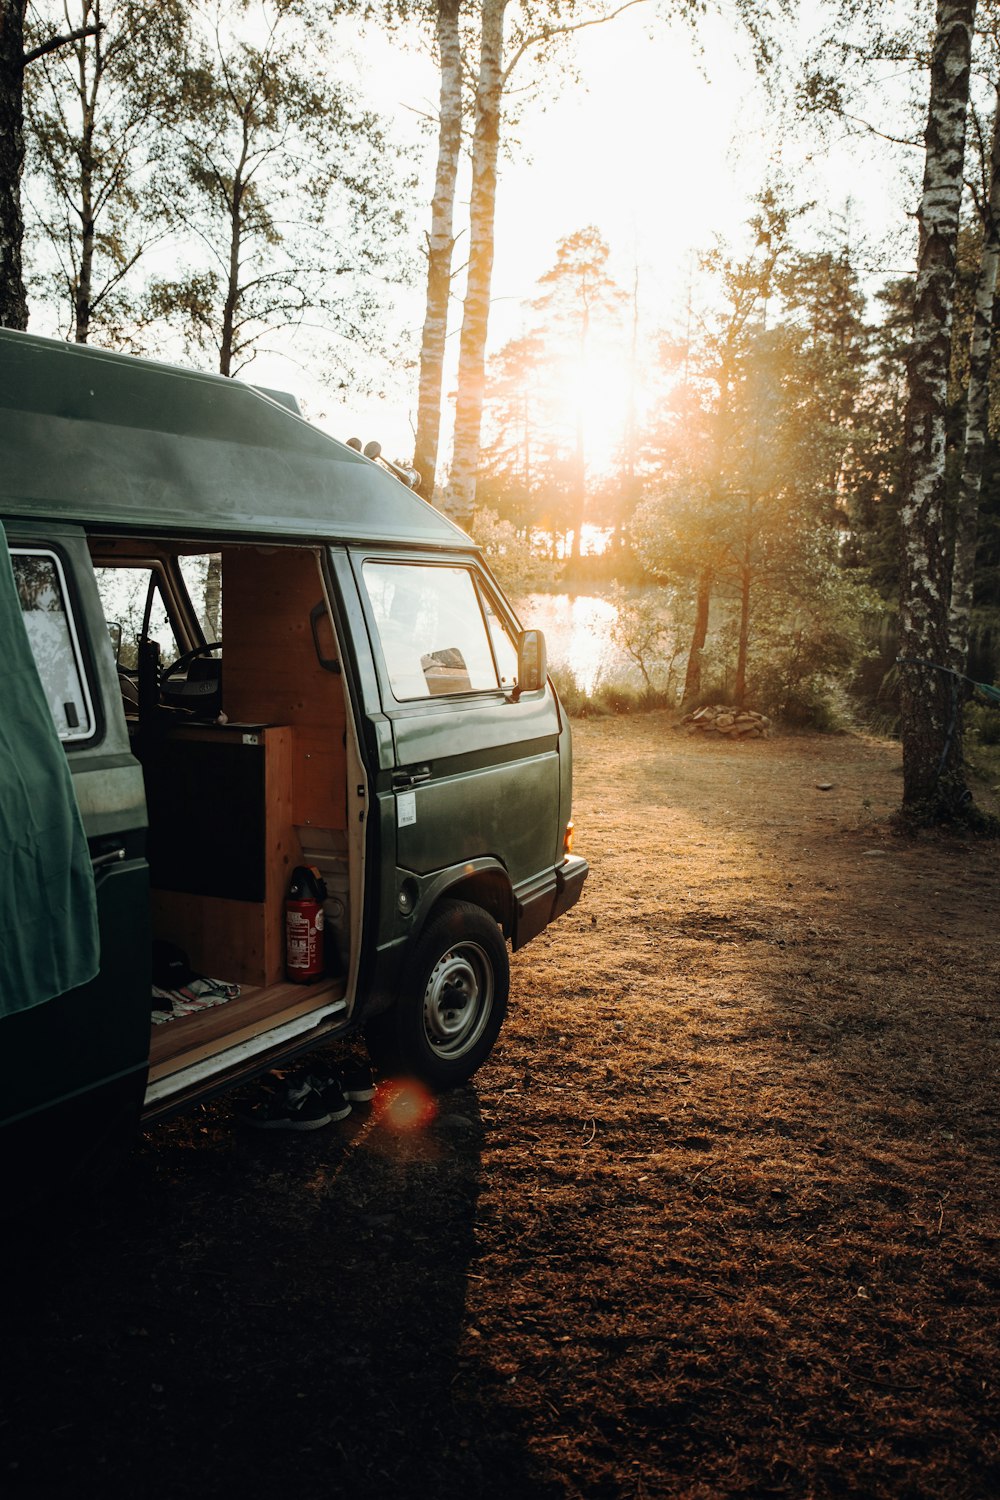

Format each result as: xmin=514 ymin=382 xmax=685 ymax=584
xmin=373 ymin=1078 xmax=438 ymax=1133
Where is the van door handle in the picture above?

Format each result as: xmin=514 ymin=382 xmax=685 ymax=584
xmin=392 ymin=765 xmax=431 ymax=789
xmin=90 ymin=845 xmax=126 ymax=871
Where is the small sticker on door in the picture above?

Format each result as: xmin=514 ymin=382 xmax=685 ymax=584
xmin=397 ymin=791 xmax=417 ymax=827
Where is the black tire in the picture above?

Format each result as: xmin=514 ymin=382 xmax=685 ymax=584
xmin=365 ymin=899 xmax=509 ymax=1090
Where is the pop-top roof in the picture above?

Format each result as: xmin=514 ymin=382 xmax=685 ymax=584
xmin=0 ymin=329 xmax=468 ymax=548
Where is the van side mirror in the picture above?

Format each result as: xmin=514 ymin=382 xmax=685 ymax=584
xmin=515 ymin=628 xmax=547 ymax=697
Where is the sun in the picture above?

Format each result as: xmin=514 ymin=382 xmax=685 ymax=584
xmin=563 ymin=343 xmax=639 ymax=477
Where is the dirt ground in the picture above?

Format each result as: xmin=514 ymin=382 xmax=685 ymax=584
xmin=3 ymin=715 xmax=1000 ymax=1500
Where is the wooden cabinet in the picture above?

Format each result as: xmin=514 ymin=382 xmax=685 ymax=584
xmin=148 ymin=723 xmax=296 ymax=987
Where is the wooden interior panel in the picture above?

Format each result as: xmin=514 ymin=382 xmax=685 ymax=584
xmin=150 ymin=724 xmax=297 ymax=987
xmin=222 ymin=547 xmax=347 ymax=831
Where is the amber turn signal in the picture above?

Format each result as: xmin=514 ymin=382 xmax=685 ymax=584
xmin=563 ymin=820 xmax=575 ymax=855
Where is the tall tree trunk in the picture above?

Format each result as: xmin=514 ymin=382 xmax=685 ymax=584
xmin=0 ymin=1 xmax=29 ymax=330
xmin=949 ymin=82 xmax=1000 ymax=668
xmin=413 ymin=0 xmax=462 ymax=502
xmin=73 ymin=18 xmax=98 ymax=343
xmin=75 ymin=115 xmax=96 ymax=342
xmin=446 ymin=0 xmax=506 ymax=525
xmin=682 ymin=568 xmax=712 ymax=704
xmin=219 ymin=183 xmax=243 ymax=377
xmin=898 ymin=0 xmax=977 ymax=817
xmin=734 ymin=564 xmax=749 ymax=708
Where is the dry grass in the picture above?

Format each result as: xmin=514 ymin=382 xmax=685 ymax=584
xmin=2 ymin=715 xmax=999 ymax=1499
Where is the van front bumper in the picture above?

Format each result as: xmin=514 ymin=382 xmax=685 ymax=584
xmin=513 ymin=854 xmax=589 ymax=951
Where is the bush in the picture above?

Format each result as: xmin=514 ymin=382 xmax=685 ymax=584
xmin=549 ymin=665 xmax=675 ymax=719
xmin=967 ymin=699 xmax=1000 ymax=746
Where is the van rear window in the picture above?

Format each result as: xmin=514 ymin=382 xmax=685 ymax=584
xmin=10 ymin=550 xmax=95 ymax=743
xmin=362 ymin=562 xmax=500 ymax=701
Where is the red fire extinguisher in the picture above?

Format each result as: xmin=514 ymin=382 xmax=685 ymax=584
xmin=285 ymin=865 xmax=327 ymax=983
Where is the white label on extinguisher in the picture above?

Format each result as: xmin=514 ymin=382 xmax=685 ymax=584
xmin=287 ymin=912 xmax=308 ymax=969
xmin=397 ymin=791 xmax=416 ymax=827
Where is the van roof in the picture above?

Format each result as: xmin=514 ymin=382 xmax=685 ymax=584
xmin=0 ymin=329 xmax=469 ymax=548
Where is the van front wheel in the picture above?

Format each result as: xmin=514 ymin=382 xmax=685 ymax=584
xmin=366 ymin=900 xmax=509 ymax=1090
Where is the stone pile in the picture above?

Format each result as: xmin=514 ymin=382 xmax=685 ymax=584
xmin=680 ymin=705 xmax=771 ymax=739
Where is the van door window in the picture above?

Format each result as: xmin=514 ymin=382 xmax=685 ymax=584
xmin=92 ymin=565 xmax=179 ymax=669
xmin=179 ymin=553 xmax=222 ymax=642
xmin=479 ymin=588 xmax=520 ymax=692
xmin=10 ymin=549 xmax=95 ymax=742
xmin=362 ymin=562 xmax=500 ymax=701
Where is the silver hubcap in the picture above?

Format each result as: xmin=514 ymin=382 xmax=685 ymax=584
xmin=422 ymin=942 xmax=493 ymax=1058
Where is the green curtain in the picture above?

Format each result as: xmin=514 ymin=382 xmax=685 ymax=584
xmin=0 ymin=524 xmax=99 ymax=1014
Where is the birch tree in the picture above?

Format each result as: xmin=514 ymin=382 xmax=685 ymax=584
xmin=443 ymin=0 xmax=789 ymax=523
xmin=949 ymin=82 xmax=1000 ymax=667
xmin=897 ymin=0 xmax=978 ymax=817
xmin=412 ymin=0 xmax=462 ymax=499
xmin=445 ymin=0 xmax=654 ymax=522
xmin=446 ymin=0 xmax=505 ymax=520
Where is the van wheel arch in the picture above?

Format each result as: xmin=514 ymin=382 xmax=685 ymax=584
xmin=364 ymin=898 xmax=509 ymax=1090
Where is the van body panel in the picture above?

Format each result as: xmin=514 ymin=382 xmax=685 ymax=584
xmin=0 ymin=522 xmax=151 ymax=1139
xmin=350 ymin=549 xmax=563 ymax=893
xmin=0 ymin=330 xmax=465 ymax=549
xmin=0 ymin=854 xmax=150 ymax=1127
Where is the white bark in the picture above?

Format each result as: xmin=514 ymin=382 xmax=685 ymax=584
xmin=445 ymin=0 xmax=506 ymax=523
xmin=413 ymin=0 xmax=462 ymax=502
xmin=898 ymin=0 xmax=977 ymax=812
xmin=949 ymin=84 xmax=1000 ymax=667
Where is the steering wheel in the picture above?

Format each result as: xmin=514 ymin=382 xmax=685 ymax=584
xmin=160 ymin=641 xmax=222 ymax=686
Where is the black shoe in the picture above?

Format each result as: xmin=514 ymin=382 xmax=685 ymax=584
xmin=306 ymin=1072 xmax=353 ymax=1121
xmin=339 ymin=1062 xmax=376 ymax=1103
xmin=240 ymin=1077 xmax=332 ymax=1131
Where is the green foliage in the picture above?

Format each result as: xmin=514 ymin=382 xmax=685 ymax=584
xmin=548 ymin=663 xmax=674 ymax=720
xmin=606 ymin=582 xmax=689 ymax=700
xmin=24 ymin=0 xmax=191 ymax=343
xmin=144 ymin=0 xmax=414 ymax=378
xmin=739 ymin=551 xmax=880 ymax=721
xmin=470 ymin=506 xmax=551 ymax=598
xmin=967 ymin=697 xmax=1000 ymax=746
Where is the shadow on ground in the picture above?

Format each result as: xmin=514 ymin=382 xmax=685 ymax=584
xmin=0 ymin=1066 xmax=561 ymax=1500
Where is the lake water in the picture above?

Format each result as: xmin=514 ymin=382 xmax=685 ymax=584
xmin=517 ymin=593 xmax=624 ymax=694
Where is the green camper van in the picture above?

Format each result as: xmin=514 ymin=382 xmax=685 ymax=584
xmin=0 ymin=329 xmax=586 ymax=1187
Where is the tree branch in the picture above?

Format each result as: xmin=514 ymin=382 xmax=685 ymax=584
xmin=24 ymin=24 xmax=104 ymax=69
xmin=502 ymin=0 xmax=649 ymax=88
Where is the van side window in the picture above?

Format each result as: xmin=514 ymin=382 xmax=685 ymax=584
xmin=362 ymin=562 xmax=500 ymax=701
xmin=479 ymin=588 xmax=520 ymax=692
xmin=10 ymin=550 xmax=95 ymax=742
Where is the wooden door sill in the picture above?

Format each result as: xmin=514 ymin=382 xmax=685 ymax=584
xmin=148 ymin=975 xmax=346 ymax=1082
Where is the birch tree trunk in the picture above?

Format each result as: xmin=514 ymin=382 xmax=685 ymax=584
xmin=413 ymin=0 xmax=462 ymax=502
xmin=0 ymin=1 xmax=29 ymax=329
xmin=948 ymin=83 xmax=1000 ymax=669
xmin=445 ymin=0 xmax=507 ymax=524
xmin=898 ymin=0 xmax=977 ymax=817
